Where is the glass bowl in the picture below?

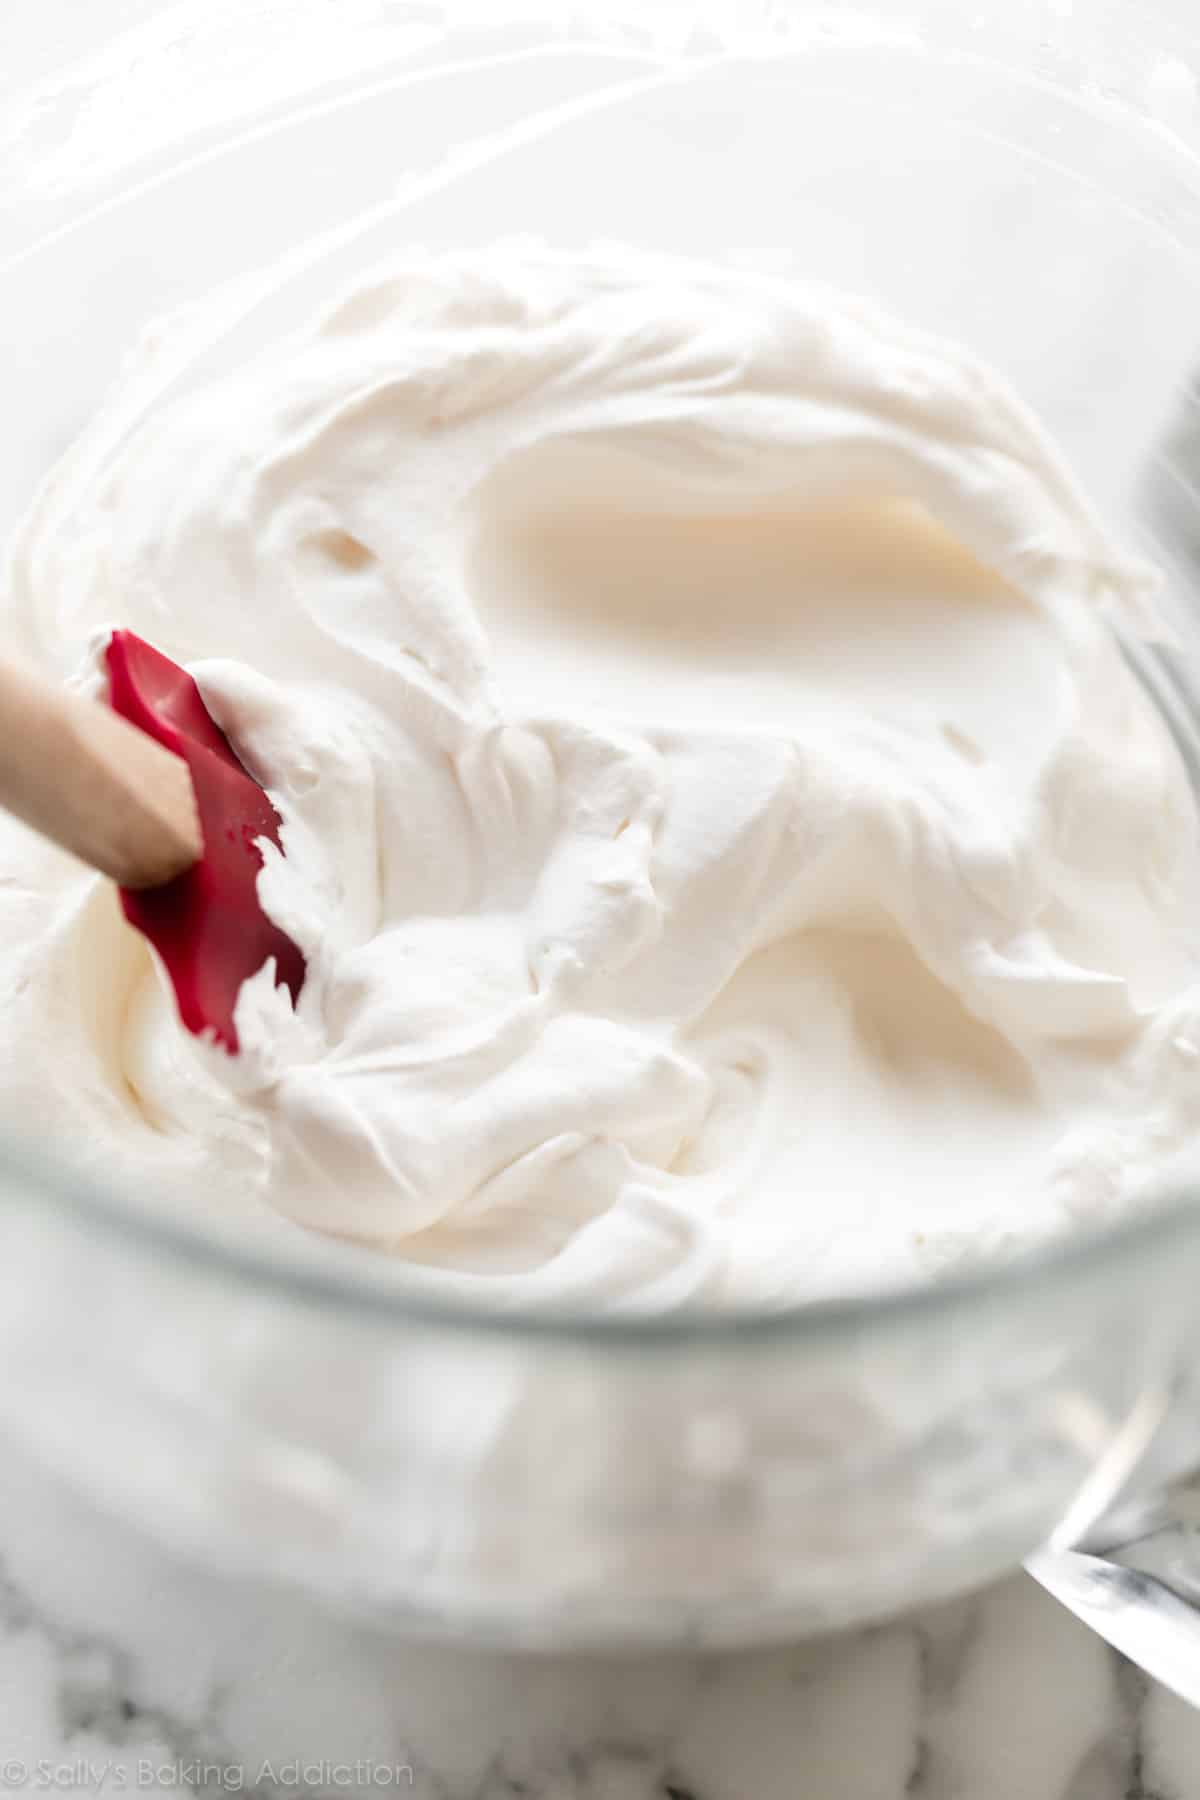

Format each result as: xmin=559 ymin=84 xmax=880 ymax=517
xmin=3 ymin=0 xmax=1200 ymax=1648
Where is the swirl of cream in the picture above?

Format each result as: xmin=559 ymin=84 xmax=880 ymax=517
xmin=0 ymin=245 xmax=1194 ymax=1309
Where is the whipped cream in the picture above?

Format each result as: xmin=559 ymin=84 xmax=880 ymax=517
xmin=3 ymin=245 xmax=1199 ymax=1311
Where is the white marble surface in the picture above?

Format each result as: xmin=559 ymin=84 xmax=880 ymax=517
xmin=2 ymin=1438 xmax=1200 ymax=1800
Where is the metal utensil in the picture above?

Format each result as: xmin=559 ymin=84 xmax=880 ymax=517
xmin=1028 ymin=1478 xmax=1200 ymax=1706
xmin=1021 ymin=382 xmax=1200 ymax=1705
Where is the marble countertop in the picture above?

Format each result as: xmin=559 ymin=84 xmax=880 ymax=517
xmin=2 ymin=1437 xmax=1200 ymax=1800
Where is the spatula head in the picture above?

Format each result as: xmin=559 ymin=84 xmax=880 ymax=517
xmin=106 ymin=629 xmax=307 ymax=1052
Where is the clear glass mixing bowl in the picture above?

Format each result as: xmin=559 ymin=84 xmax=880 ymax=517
xmin=4 ymin=0 xmax=1200 ymax=1648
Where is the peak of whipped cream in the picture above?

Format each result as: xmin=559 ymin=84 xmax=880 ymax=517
xmin=2 ymin=245 xmax=1198 ymax=1311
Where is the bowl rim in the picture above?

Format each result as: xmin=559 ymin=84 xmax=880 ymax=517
xmin=6 ymin=1129 xmax=1199 ymax=1348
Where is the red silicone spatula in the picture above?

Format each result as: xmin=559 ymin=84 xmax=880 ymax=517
xmin=106 ymin=629 xmax=307 ymax=1052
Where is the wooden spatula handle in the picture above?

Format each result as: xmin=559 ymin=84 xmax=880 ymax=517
xmin=0 ymin=654 xmax=203 ymax=888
